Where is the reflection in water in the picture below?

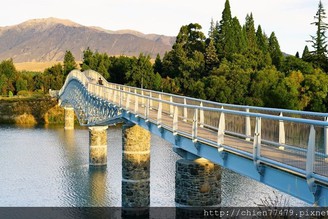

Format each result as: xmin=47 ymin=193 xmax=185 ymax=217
xmin=0 ymin=124 xmax=308 ymax=208
xmin=88 ymin=166 xmax=107 ymax=206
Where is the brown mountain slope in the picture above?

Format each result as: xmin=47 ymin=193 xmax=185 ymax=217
xmin=0 ymin=18 xmax=175 ymax=62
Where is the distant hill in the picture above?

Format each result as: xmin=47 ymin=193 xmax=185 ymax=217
xmin=0 ymin=18 xmax=175 ymax=62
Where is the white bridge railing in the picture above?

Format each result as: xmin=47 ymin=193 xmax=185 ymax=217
xmin=59 ymin=70 xmax=328 ymax=187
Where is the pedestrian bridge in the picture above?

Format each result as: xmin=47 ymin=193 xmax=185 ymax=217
xmin=58 ymin=69 xmax=328 ymax=206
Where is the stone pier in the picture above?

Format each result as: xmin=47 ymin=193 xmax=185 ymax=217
xmin=175 ymin=158 xmax=221 ymax=217
xmin=121 ymin=123 xmax=150 ymax=211
xmin=64 ymin=107 xmax=75 ymax=130
xmin=89 ymin=126 xmax=108 ymax=166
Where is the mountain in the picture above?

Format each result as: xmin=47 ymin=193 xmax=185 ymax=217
xmin=0 ymin=18 xmax=175 ymax=62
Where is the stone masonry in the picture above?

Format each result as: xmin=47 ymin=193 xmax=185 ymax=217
xmin=89 ymin=126 xmax=108 ymax=166
xmin=122 ymin=123 xmax=151 ymax=207
xmin=175 ymin=158 xmax=221 ymax=206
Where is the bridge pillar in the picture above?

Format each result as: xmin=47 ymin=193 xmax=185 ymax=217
xmin=89 ymin=126 xmax=108 ymax=166
xmin=64 ymin=107 xmax=74 ymax=130
xmin=121 ymin=123 xmax=150 ymax=211
xmin=175 ymin=158 xmax=221 ymax=216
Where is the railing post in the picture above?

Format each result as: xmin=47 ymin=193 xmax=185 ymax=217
xmin=192 ymin=109 xmax=198 ymax=142
xmin=170 ymin=96 xmax=174 ymax=117
xmin=141 ymin=90 xmax=145 ymax=107
xmin=173 ymin=106 xmax=178 ymax=135
xmin=126 ymin=93 xmax=130 ymax=111
xmin=279 ymin=112 xmax=286 ymax=150
xmin=119 ymin=86 xmax=122 ymax=107
xmin=145 ymin=97 xmax=150 ymax=120
xmin=149 ymin=92 xmax=153 ymax=109
xmin=134 ymin=89 xmax=139 ymax=114
xmin=245 ymin=108 xmax=251 ymax=141
xmin=324 ymin=117 xmax=328 ymax=156
xmin=199 ymin=102 xmax=204 ymax=128
xmin=157 ymin=94 xmax=162 ymax=126
xmin=113 ymin=89 xmax=117 ymax=104
xmin=306 ymin=125 xmax=315 ymax=182
xmin=253 ymin=117 xmax=262 ymax=166
xmin=217 ymin=108 xmax=225 ymax=145
xmin=183 ymin=98 xmax=187 ymax=122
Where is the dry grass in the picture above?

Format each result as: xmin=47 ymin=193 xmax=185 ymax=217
xmin=15 ymin=62 xmax=62 ymax=72
xmin=14 ymin=61 xmax=82 ymax=72
xmin=14 ymin=113 xmax=37 ymax=125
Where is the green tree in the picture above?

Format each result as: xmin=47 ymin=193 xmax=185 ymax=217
xmin=304 ymin=68 xmax=328 ymax=112
xmin=81 ymin=47 xmax=96 ymax=70
xmin=216 ymin=0 xmax=236 ymax=59
xmin=203 ymin=75 xmax=231 ymax=102
xmin=302 ymin=45 xmax=312 ymax=62
xmin=256 ymin=25 xmax=269 ymax=54
xmin=153 ymin=54 xmax=163 ymax=76
xmin=308 ymin=0 xmax=328 ymax=70
xmin=204 ymin=39 xmax=219 ymax=75
xmin=175 ymin=23 xmax=206 ymax=57
xmin=63 ymin=50 xmax=77 ymax=76
xmin=245 ymin=13 xmax=257 ymax=50
xmin=15 ymin=77 xmax=28 ymax=92
xmin=0 ymin=59 xmax=17 ymax=94
xmin=109 ymin=56 xmax=134 ymax=84
xmin=44 ymin=63 xmax=63 ymax=90
xmin=249 ymin=67 xmax=282 ymax=106
xmin=269 ymin=32 xmax=284 ymax=70
xmin=125 ymin=54 xmax=155 ymax=89
xmin=269 ymin=71 xmax=306 ymax=110
xmin=281 ymin=56 xmax=314 ymax=75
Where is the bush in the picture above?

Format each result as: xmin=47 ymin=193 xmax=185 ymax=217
xmin=17 ymin=90 xmax=32 ymax=97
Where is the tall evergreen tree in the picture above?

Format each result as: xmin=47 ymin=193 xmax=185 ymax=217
xmin=205 ymin=39 xmax=219 ymax=75
xmin=232 ymin=17 xmax=246 ymax=53
xmin=245 ymin=13 xmax=257 ymax=50
xmin=153 ymin=54 xmax=163 ymax=76
xmin=302 ymin=45 xmax=312 ymax=62
xmin=256 ymin=25 xmax=269 ymax=53
xmin=217 ymin=0 xmax=235 ymax=59
xmin=308 ymin=0 xmax=328 ymax=70
xmin=63 ymin=50 xmax=77 ymax=77
xmin=269 ymin=32 xmax=283 ymax=69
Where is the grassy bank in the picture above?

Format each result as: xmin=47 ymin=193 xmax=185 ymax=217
xmin=0 ymin=96 xmax=76 ymax=125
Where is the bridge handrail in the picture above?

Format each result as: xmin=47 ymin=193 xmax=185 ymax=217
xmin=105 ymin=80 xmax=328 ymax=118
xmin=88 ymin=83 xmax=328 ymax=127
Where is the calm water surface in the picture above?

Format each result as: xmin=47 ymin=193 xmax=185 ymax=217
xmin=0 ymin=125 xmax=307 ymax=207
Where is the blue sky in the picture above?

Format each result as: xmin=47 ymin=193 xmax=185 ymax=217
xmin=1 ymin=0 xmax=326 ymax=55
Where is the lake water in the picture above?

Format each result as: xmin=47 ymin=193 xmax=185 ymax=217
xmin=0 ymin=124 xmax=308 ymax=207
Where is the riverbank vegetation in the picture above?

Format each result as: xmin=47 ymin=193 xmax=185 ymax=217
xmin=1 ymin=0 xmax=328 ymax=112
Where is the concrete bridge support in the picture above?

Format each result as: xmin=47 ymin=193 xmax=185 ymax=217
xmin=175 ymin=157 xmax=221 ymax=216
xmin=89 ymin=126 xmax=108 ymax=166
xmin=64 ymin=107 xmax=75 ymax=130
xmin=121 ymin=123 xmax=150 ymax=211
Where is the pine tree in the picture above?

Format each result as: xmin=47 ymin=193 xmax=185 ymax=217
xmin=232 ymin=17 xmax=246 ymax=53
xmin=302 ymin=45 xmax=312 ymax=62
xmin=245 ymin=13 xmax=257 ymax=50
xmin=217 ymin=0 xmax=234 ymax=59
xmin=295 ymin=52 xmax=300 ymax=58
xmin=308 ymin=0 xmax=328 ymax=70
xmin=153 ymin=54 xmax=163 ymax=76
xmin=205 ymin=39 xmax=219 ymax=75
xmin=256 ymin=25 xmax=269 ymax=54
xmin=269 ymin=32 xmax=283 ymax=69
xmin=63 ymin=50 xmax=77 ymax=77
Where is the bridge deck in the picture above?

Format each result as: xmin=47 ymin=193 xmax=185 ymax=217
xmin=112 ymin=96 xmax=328 ymax=179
